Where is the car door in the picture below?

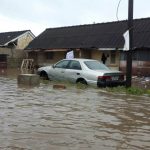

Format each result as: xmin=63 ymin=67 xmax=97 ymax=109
xmin=64 ymin=60 xmax=82 ymax=83
xmin=51 ymin=60 xmax=70 ymax=81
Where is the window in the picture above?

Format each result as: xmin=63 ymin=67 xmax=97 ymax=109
xmin=110 ymin=51 xmax=116 ymax=64
xmin=0 ymin=54 xmax=7 ymax=62
xmin=55 ymin=60 xmax=70 ymax=68
xmin=69 ymin=60 xmax=82 ymax=70
xmin=84 ymin=60 xmax=109 ymax=70
xmin=45 ymin=52 xmax=54 ymax=59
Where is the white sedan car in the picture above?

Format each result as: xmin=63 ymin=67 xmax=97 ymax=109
xmin=37 ymin=58 xmax=125 ymax=87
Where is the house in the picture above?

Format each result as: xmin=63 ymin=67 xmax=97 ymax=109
xmin=25 ymin=18 xmax=150 ymax=76
xmin=0 ymin=30 xmax=35 ymax=68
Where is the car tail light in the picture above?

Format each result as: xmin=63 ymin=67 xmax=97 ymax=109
xmin=98 ymin=76 xmax=112 ymax=81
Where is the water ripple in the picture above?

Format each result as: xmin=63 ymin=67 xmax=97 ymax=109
xmin=0 ymin=76 xmax=150 ymax=150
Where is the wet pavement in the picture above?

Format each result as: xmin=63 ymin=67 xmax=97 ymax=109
xmin=0 ymin=69 xmax=150 ymax=150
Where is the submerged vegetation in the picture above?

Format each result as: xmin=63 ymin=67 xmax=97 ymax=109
xmin=39 ymin=79 xmax=150 ymax=96
xmin=106 ymin=86 xmax=150 ymax=96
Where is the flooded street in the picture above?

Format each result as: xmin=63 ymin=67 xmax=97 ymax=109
xmin=0 ymin=70 xmax=150 ymax=150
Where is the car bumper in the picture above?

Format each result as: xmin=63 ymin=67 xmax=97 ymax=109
xmin=97 ymin=80 xmax=126 ymax=87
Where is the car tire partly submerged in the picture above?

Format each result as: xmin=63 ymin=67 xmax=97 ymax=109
xmin=76 ymin=78 xmax=87 ymax=85
xmin=40 ymin=71 xmax=49 ymax=80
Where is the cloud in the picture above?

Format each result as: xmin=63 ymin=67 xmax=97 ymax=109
xmin=0 ymin=0 xmax=150 ymax=36
xmin=0 ymin=14 xmax=45 ymax=36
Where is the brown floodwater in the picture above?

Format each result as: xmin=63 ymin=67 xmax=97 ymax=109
xmin=0 ymin=69 xmax=150 ymax=150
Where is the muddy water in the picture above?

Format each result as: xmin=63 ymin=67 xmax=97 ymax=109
xmin=0 ymin=69 xmax=150 ymax=150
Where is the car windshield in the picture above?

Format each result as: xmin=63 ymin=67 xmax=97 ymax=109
xmin=84 ymin=60 xmax=110 ymax=70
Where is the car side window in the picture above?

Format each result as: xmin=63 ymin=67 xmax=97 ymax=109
xmin=55 ymin=60 xmax=70 ymax=68
xmin=68 ymin=60 xmax=82 ymax=70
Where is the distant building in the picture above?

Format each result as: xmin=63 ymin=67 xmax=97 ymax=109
xmin=25 ymin=18 xmax=150 ymax=76
xmin=0 ymin=30 xmax=35 ymax=68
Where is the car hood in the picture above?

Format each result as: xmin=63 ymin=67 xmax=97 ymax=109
xmin=38 ymin=65 xmax=52 ymax=71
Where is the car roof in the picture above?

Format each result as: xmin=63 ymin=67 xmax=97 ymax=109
xmin=63 ymin=58 xmax=98 ymax=62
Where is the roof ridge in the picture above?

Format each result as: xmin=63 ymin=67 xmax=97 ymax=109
xmin=45 ymin=17 xmax=150 ymax=31
xmin=0 ymin=30 xmax=30 ymax=34
xmin=26 ymin=17 xmax=150 ymax=50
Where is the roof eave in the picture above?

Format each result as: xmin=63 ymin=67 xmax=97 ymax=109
xmin=98 ymin=48 xmax=123 ymax=51
xmin=4 ymin=30 xmax=35 ymax=46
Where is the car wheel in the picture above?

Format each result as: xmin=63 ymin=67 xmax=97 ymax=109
xmin=40 ymin=71 xmax=49 ymax=80
xmin=76 ymin=79 xmax=87 ymax=85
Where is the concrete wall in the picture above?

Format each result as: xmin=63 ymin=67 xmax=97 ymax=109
xmin=91 ymin=49 xmax=120 ymax=70
xmin=28 ymin=50 xmax=66 ymax=66
xmin=80 ymin=49 xmax=91 ymax=58
xmin=16 ymin=32 xmax=34 ymax=49
xmin=120 ymin=49 xmax=150 ymax=76
xmin=120 ymin=60 xmax=150 ymax=76
xmin=39 ymin=51 xmax=66 ymax=66
xmin=0 ymin=47 xmax=11 ymax=55
xmin=27 ymin=48 xmax=121 ymax=71
xmin=0 ymin=32 xmax=34 ymax=68
xmin=0 ymin=48 xmax=26 ymax=68
xmin=91 ymin=49 xmax=101 ymax=60
xmin=0 ymin=48 xmax=26 ymax=58
xmin=109 ymin=51 xmax=120 ymax=70
xmin=28 ymin=49 xmax=91 ymax=67
xmin=26 ymin=47 xmax=150 ymax=76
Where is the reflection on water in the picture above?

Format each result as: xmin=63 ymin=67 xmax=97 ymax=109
xmin=0 ymin=69 xmax=150 ymax=150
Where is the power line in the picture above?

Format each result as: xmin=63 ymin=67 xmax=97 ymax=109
xmin=116 ymin=0 xmax=122 ymax=21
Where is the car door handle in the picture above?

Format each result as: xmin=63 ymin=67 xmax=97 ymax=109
xmin=61 ymin=71 xmax=65 ymax=73
xmin=76 ymin=73 xmax=80 ymax=75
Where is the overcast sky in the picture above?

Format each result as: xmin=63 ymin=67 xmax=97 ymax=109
xmin=0 ymin=0 xmax=150 ymax=36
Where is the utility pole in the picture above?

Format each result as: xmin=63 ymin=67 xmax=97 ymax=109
xmin=126 ymin=0 xmax=134 ymax=88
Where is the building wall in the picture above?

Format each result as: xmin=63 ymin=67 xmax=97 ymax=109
xmin=16 ymin=32 xmax=34 ymax=49
xmin=76 ymin=48 xmax=120 ymax=70
xmin=120 ymin=60 xmax=150 ymax=76
xmin=91 ymin=49 xmax=120 ymax=70
xmin=28 ymin=49 xmax=87 ymax=67
xmin=0 ymin=47 xmax=26 ymax=58
xmin=28 ymin=50 xmax=67 ymax=67
xmin=91 ymin=48 xmax=150 ymax=76
xmin=0 ymin=32 xmax=34 ymax=68
xmin=26 ymin=47 xmax=150 ymax=76
xmin=120 ymin=49 xmax=150 ymax=76
xmin=38 ymin=51 xmax=66 ymax=65
xmin=0 ymin=47 xmax=11 ymax=55
xmin=91 ymin=49 xmax=101 ymax=60
xmin=0 ymin=47 xmax=26 ymax=68
xmin=80 ymin=49 xmax=91 ymax=58
xmin=27 ymin=48 xmax=121 ymax=71
xmin=109 ymin=51 xmax=120 ymax=70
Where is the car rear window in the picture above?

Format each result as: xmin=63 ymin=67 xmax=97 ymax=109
xmin=84 ymin=61 xmax=110 ymax=70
